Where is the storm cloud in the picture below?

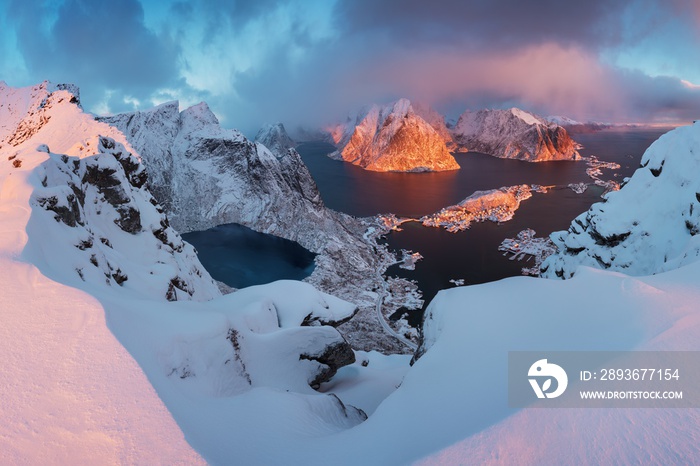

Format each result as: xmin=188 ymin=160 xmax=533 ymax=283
xmin=1 ymin=0 xmax=698 ymax=135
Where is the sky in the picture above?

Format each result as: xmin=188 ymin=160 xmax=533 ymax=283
xmin=1 ymin=0 xmax=699 ymax=136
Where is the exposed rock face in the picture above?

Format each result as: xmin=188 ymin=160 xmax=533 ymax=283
xmin=254 ymin=122 xmax=296 ymax=156
xmin=329 ymin=98 xmax=459 ymax=172
xmin=412 ymin=102 xmax=457 ymax=151
xmin=300 ymin=340 xmax=356 ymax=388
xmin=453 ymin=108 xmax=580 ymax=161
xmin=541 ymin=122 xmax=700 ymax=279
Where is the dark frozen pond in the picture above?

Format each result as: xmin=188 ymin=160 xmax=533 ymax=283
xmin=182 ymin=223 xmax=316 ymax=289
xmin=297 ymin=128 xmax=672 ymax=323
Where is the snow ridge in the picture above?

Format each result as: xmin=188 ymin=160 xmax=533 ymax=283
xmin=547 ymin=115 xmax=611 ymax=133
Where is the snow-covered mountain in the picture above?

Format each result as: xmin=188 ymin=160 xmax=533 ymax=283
xmin=29 ymin=136 xmax=222 ymax=302
xmin=453 ymin=108 xmax=580 ymax=161
xmin=254 ymin=122 xmax=296 ymax=156
xmin=0 ymin=81 xmax=372 ymax=461
xmin=547 ymin=115 xmax=611 ymax=133
xmin=0 ymin=81 xmax=219 ymax=302
xmin=329 ymin=98 xmax=459 ymax=172
xmin=97 ymin=102 xmax=403 ymax=350
xmin=541 ymin=122 xmax=700 ymax=278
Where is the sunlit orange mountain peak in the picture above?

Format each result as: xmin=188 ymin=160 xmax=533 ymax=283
xmin=329 ymin=98 xmax=460 ymax=172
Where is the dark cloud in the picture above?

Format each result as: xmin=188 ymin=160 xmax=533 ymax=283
xmin=8 ymin=0 xmax=179 ymax=110
xmin=2 ymin=0 xmax=698 ymax=131
xmin=170 ymin=0 xmax=283 ymax=47
xmin=614 ymin=72 xmax=700 ymax=122
xmin=334 ymin=0 xmax=629 ymax=50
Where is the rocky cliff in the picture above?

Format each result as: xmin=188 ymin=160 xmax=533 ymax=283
xmin=329 ymin=99 xmax=459 ymax=172
xmin=453 ymin=108 xmax=580 ymax=161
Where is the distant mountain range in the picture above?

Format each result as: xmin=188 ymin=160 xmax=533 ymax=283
xmin=546 ymin=115 xmax=611 ymax=133
xmin=328 ymin=99 xmax=581 ymax=171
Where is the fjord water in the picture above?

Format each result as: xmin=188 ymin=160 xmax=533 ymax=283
xmin=182 ymin=223 xmax=316 ymax=289
xmin=297 ymin=128 xmax=671 ymax=322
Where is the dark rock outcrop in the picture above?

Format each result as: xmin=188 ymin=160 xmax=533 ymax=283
xmin=300 ymin=340 xmax=356 ymax=388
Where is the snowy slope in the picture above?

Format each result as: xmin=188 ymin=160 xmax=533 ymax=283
xmin=329 ymin=98 xmax=459 ymax=172
xmin=453 ymin=107 xmax=581 ymax=161
xmin=0 ymin=81 xmax=206 ymax=463
xmin=109 ymin=262 xmax=700 ymax=465
xmin=541 ymin=122 xmax=700 ymax=279
xmin=410 ymin=264 xmax=700 ymax=465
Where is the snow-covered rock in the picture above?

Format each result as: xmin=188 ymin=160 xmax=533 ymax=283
xmin=27 ymin=136 xmax=220 ymax=301
xmin=159 ymin=282 xmax=361 ymax=392
xmin=453 ymin=108 xmax=580 ymax=161
xmin=329 ymin=98 xmax=459 ymax=172
xmin=0 ymin=83 xmax=219 ymax=302
xmin=254 ymin=122 xmax=296 ymax=156
xmin=228 ymin=280 xmax=357 ymax=328
xmin=541 ymin=122 xmax=700 ymax=278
